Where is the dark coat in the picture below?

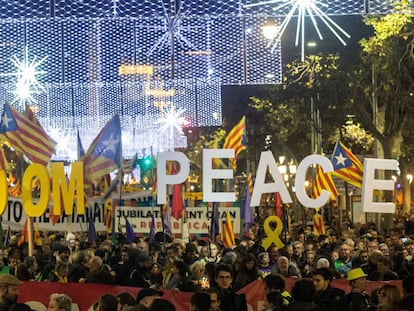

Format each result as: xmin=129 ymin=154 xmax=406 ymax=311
xmin=287 ymin=301 xmax=322 ymax=311
xmin=368 ymin=269 xmax=399 ymax=281
xmin=315 ymin=286 xmax=345 ymax=311
xmin=86 ymin=266 xmax=116 ymax=285
xmin=128 ymin=265 xmax=151 ymax=288
xmin=218 ymin=289 xmax=247 ymax=311
xmin=344 ymin=292 xmax=371 ymax=311
xmin=68 ymin=261 xmax=88 ymax=283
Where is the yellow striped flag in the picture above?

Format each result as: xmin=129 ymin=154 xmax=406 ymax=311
xmin=17 ymin=218 xmax=30 ymax=246
xmin=0 ymin=103 xmax=56 ymax=166
xmin=247 ymin=173 xmax=253 ymax=195
xmin=313 ymin=209 xmax=326 ymax=236
xmin=312 ymin=165 xmax=338 ymax=200
xmin=222 ymin=211 xmax=235 ymax=248
xmin=104 ymin=199 xmax=113 ymax=232
xmin=223 ymin=116 xmax=247 ymax=170
xmin=331 ymin=142 xmax=363 ymax=188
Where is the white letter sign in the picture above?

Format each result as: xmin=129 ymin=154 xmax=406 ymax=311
xmin=362 ymin=158 xmax=398 ymax=213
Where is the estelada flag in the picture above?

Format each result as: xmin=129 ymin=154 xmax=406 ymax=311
xmin=331 ymin=141 xmax=363 ymax=188
xmin=223 ymin=116 xmax=247 ymax=169
xmin=313 ymin=209 xmax=326 ymax=236
xmin=312 ymin=164 xmax=338 ymax=200
xmin=222 ymin=211 xmax=235 ymax=248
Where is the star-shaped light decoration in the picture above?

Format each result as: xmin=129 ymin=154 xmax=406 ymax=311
xmin=145 ymin=0 xmax=197 ymax=56
xmin=47 ymin=127 xmax=77 ymax=161
xmin=0 ymin=47 xmax=47 ymax=107
xmin=244 ymin=0 xmax=351 ymax=61
xmin=157 ymin=103 xmax=187 ymax=136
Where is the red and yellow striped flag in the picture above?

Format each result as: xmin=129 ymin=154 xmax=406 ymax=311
xmin=222 ymin=212 xmax=235 ymax=248
xmin=313 ymin=209 xmax=326 ymax=236
xmin=17 ymin=218 xmax=30 ymax=246
xmin=312 ymin=165 xmax=338 ymax=200
xmin=223 ymin=116 xmax=247 ymax=170
xmin=0 ymin=103 xmax=56 ymax=166
xmin=104 ymin=199 xmax=113 ymax=232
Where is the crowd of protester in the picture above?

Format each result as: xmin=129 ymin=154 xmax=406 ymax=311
xmin=1 ymin=214 xmax=414 ymax=310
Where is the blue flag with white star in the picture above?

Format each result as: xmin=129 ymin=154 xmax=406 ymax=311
xmin=331 ymin=142 xmax=363 ymax=188
xmin=82 ymin=115 xmax=122 ymax=181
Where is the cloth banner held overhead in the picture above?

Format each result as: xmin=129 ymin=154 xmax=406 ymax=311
xmin=17 ymin=279 xmax=402 ymax=311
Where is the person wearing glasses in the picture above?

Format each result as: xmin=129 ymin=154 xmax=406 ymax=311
xmin=337 ymin=240 xmax=355 ymax=277
xmin=344 ymin=268 xmax=371 ymax=311
xmin=214 ymin=264 xmax=247 ymax=311
xmin=376 ymin=284 xmax=401 ymax=311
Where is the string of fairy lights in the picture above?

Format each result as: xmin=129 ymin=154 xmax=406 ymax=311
xmin=0 ymin=0 xmax=391 ymax=160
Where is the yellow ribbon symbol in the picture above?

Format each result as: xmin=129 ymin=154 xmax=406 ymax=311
xmin=262 ymin=215 xmax=285 ymax=250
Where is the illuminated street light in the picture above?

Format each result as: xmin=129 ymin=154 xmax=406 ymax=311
xmin=261 ymin=20 xmax=279 ymax=40
xmin=248 ymin=0 xmax=351 ymax=61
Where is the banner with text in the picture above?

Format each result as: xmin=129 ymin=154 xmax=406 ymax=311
xmin=1 ymin=198 xmax=240 ymax=235
xmin=116 ymin=206 xmax=241 ymax=235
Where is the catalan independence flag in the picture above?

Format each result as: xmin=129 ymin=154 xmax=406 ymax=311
xmin=223 ymin=116 xmax=247 ymax=170
xmin=222 ymin=211 xmax=235 ymax=248
xmin=0 ymin=103 xmax=56 ymax=166
xmin=331 ymin=142 xmax=363 ymax=188
xmin=312 ymin=164 xmax=338 ymax=200
xmin=313 ymin=209 xmax=326 ymax=236
xmin=82 ymin=115 xmax=122 ymax=181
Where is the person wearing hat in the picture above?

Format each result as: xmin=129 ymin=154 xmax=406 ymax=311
xmin=136 ymin=288 xmax=163 ymax=309
xmin=0 ymin=274 xmax=23 ymax=311
xmin=344 ymin=267 xmax=371 ymax=311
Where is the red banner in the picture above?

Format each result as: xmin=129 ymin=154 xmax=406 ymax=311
xmin=18 ymin=282 xmax=192 ymax=311
xmin=237 ymin=278 xmax=403 ymax=311
xmin=18 ymin=279 xmax=402 ymax=311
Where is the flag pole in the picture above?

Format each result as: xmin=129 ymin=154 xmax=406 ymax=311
xmin=114 ymin=114 xmax=123 ymax=245
xmin=27 ymin=217 xmax=33 ymax=257
xmin=149 ymin=146 xmax=157 ymax=243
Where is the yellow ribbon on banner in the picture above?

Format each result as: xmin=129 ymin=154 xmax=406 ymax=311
xmin=262 ymin=215 xmax=285 ymax=250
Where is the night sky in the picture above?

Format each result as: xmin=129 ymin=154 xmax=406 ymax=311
xmin=221 ymin=14 xmax=373 ymax=123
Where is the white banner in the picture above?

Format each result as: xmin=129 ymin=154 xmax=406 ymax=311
xmin=1 ymin=198 xmax=241 ymax=235
xmin=115 ymin=206 xmax=241 ymax=235
xmin=1 ymin=198 xmax=107 ymax=232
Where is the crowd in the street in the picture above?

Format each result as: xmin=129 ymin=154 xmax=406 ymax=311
xmin=1 ymin=214 xmax=414 ymax=311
